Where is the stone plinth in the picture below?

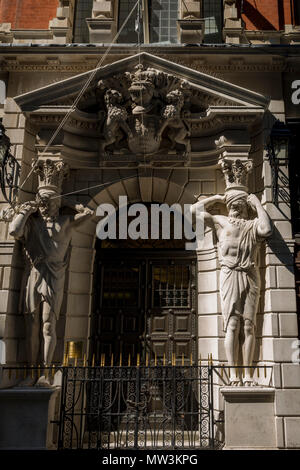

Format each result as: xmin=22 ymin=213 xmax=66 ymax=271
xmin=0 ymin=387 xmax=57 ymax=450
xmin=221 ymin=387 xmax=276 ymax=449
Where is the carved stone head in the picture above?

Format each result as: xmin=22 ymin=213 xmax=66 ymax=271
xmin=166 ymin=89 xmax=184 ymax=107
xmin=104 ymin=89 xmax=123 ymax=107
xmin=225 ymin=190 xmax=249 ymax=219
xmin=129 ymin=80 xmax=155 ymax=108
xmin=36 ymin=189 xmax=61 ymax=219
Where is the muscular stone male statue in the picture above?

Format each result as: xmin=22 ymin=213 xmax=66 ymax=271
xmin=191 ymin=190 xmax=272 ymax=385
xmin=9 ymin=161 xmax=94 ymax=386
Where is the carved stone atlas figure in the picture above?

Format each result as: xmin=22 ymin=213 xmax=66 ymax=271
xmin=191 ymin=159 xmax=272 ymax=386
xmin=9 ymin=159 xmax=94 ymax=386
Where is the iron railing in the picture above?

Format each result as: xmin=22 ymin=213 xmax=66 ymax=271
xmin=57 ymin=365 xmax=215 ymax=450
xmin=0 ymin=364 xmax=273 ymax=451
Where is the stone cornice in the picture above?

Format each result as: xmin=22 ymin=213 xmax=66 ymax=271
xmin=14 ymin=52 xmax=270 ymax=111
xmin=0 ymin=44 xmax=299 ymax=53
xmin=1 ymin=55 xmax=299 ymax=74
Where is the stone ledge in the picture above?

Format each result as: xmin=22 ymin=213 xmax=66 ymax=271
xmin=221 ymin=386 xmax=275 ymax=401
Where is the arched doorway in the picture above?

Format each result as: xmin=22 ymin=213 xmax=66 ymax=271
xmin=90 ymin=211 xmax=197 ymax=367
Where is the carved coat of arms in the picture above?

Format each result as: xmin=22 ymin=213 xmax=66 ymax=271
xmin=97 ymin=65 xmax=192 ymax=158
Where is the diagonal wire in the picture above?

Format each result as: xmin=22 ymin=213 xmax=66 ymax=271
xmin=19 ymin=0 xmax=140 ymax=193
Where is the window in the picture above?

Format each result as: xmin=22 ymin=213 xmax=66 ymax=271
xmin=73 ymin=0 xmax=93 ymax=43
xmin=202 ymin=0 xmax=223 ymax=43
xmin=117 ymin=0 xmax=179 ymax=44
xmin=117 ymin=0 xmax=142 ymax=43
xmin=149 ymin=0 xmax=178 ymax=44
xmin=294 ymin=0 xmax=300 ymax=25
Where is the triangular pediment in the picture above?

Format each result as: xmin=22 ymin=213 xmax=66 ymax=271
xmin=14 ymin=52 xmax=269 ymax=111
xmin=14 ymin=53 xmax=270 ymax=168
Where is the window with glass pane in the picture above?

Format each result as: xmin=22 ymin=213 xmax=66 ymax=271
xmin=152 ymin=265 xmax=190 ymax=307
xmin=295 ymin=0 xmax=300 ymax=25
xmin=118 ymin=0 xmax=178 ymax=44
xmin=203 ymin=0 xmax=223 ymax=43
xmin=102 ymin=265 xmax=140 ymax=307
xmin=73 ymin=0 xmax=93 ymax=43
xmin=117 ymin=0 xmax=143 ymax=43
xmin=149 ymin=0 xmax=178 ymax=44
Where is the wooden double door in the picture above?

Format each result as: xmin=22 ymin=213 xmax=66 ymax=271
xmin=91 ymin=250 xmax=197 ymax=366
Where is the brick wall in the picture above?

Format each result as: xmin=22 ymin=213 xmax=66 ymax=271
xmin=0 ymin=0 xmax=58 ymax=30
xmin=238 ymin=0 xmax=293 ymax=31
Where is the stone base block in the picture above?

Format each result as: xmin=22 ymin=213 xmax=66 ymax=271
xmin=0 ymin=387 xmax=58 ymax=450
xmin=221 ymin=387 xmax=276 ymax=449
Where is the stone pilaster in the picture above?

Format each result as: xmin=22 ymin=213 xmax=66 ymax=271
xmin=86 ymin=0 xmax=115 ymax=43
xmin=223 ymin=0 xmax=243 ymax=45
xmin=49 ymin=0 xmax=76 ymax=44
xmin=258 ymin=116 xmax=300 ymax=448
xmin=178 ymin=0 xmax=204 ymax=44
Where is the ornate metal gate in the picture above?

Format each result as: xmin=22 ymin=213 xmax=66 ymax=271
xmin=57 ymin=364 xmax=215 ymax=450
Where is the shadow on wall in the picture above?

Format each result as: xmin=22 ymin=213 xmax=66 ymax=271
xmin=267 ymin=225 xmax=295 ymax=275
xmin=238 ymin=0 xmax=278 ymax=30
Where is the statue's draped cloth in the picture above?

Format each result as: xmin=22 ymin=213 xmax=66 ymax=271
xmin=21 ymin=218 xmax=67 ymax=319
xmin=219 ymin=218 xmax=261 ymax=332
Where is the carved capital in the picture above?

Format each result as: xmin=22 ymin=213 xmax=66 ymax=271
xmin=220 ymin=157 xmax=253 ymax=192
xmin=33 ymin=158 xmax=69 ymax=194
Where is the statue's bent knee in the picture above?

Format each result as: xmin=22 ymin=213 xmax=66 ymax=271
xmin=43 ymin=321 xmax=53 ymax=337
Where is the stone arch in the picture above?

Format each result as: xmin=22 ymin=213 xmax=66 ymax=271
xmin=63 ymin=173 xmax=199 ymax=360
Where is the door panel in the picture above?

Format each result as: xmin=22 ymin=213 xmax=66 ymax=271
xmin=146 ymin=259 xmax=197 ymax=365
xmin=92 ymin=251 xmax=197 ymax=365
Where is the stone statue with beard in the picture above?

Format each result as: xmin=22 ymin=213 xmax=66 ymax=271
xmin=191 ymin=161 xmax=272 ymax=386
xmin=9 ymin=160 xmax=94 ymax=386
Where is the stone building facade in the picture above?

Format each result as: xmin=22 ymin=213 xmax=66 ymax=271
xmin=0 ymin=0 xmax=299 ymax=450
